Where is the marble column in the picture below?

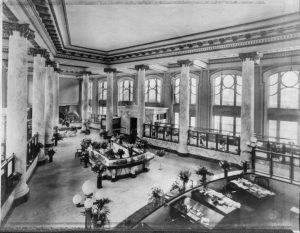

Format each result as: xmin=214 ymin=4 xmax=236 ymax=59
xmin=6 ymin=23 xmax=35 ymax=199
xmin=239 ymin=52 xmax=261 ymax=162
xmin=44 ymin=63 xmax=55 ymax=147
xmin=135 ymin=65 xmax=148 ymax=138
xmin=53 ymin=67 xmax=60 ymax=126
xmin=113 ymin=77 xmax=118 ymax=116
xmin=178 ymin=60 xmax=192 ymax=155
xmin=81 ymin=72 xmax=89 ymax=129
xmin=104 ymin=68 xmax=116 ymax=136
xmin=92 ymin=78 xmax=98 ymax=115
xmin=32 ymin=49 xmax=48 ymax=163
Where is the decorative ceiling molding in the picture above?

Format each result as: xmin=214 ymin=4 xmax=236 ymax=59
xmin=3 ymin=2 xmax=300 ymax=67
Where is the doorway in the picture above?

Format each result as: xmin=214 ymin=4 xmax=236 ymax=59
xmin=130 ymin=117 xmax=137 ymax=143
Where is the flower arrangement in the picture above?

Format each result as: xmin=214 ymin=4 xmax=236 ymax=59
xmin=195 ymin=166 xmax=214 ymax=183
xmin=148 ymin=187 xmax=164 ymax=206
xmin=81 ymin=138 xmax=92 ymax=150
xmin=178 ymin=169 xmax=192 ymax=191
xmin=47 ymin=148 xmax=56 ymax=163
xmin=117 ymin=149 xmax=125 ymax=159
xmin=105 ymin=149 xmax=116 ymax=160
xmin=219 ymin=160 xmax=231 ymax=178
xmin=135 ymin=138 xmax=149 ymax=152
xmin=116 ymin=134 xmax=126 ymax=145
xmin=91 ymin=141 xmax=101 ymax=151
xmin=90 ymin=198 xmax=111 ymax=228
xmin=240 ymin=160 xmax=250 ymax=173
xmin=100 ymin=142 xmax=108 ymax=150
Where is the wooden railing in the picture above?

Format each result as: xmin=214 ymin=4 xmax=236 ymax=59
xmin=143 ymin=123 xmax=179 ymax=143
xmin=188 ymin=129 xmax=240 ymax=155
xmin=27 ymin=133 xmax=39 ymax=169
xmin=254 ymin=148 xmax=300 ymax=183
xmin=1 ymin=154 xmax=16 ymax=206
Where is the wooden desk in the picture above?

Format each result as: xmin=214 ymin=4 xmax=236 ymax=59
xmin=192 ymin=188 xmax=241 ymax=215
xmin=171 ymin=197 xmax=224 ymax=230
xmin=230 ymin=178 xmax=275 ymax=199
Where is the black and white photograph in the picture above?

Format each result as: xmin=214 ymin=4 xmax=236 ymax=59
xmin=0 ymin=0 xmax=300 ymax=232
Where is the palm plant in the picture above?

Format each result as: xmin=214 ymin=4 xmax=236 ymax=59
xmin=91 ymin=198 xmax=111 ymax=229
xmin=240 ymin=160 xmax=250 ymax=174
xmin=195 ymin=166 xmax=214 ymax=184
xmin=178 ymin=169 xmax=191 ymax=191
xmin=148 ymin=187 xmax=164 ymax=206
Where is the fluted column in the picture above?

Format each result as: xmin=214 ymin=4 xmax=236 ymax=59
xmin=178 ymin=60 xmax=192 ymax=155
xmin=31 ymin=49 xmax=48 ymax=163
xmin=104 ymin=68 xmax=116 ymax=136
xmin=135 ymin=65 xmax=148 ymax=138
xmin=45 ymin=63 xmax=55 ymax=147
xmin=239 ymin=52 xmax=262 ymax=162
xmin=81 ymin=72 xmax=89 ymax=129
xmin=53 ymin=66 xmax=60 ymax=126
xmin=5 ymin=22 xmax=35 ymax=199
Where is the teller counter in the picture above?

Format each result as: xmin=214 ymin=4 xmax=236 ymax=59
xmin=89 ymin=143 xmax=154 ymax=181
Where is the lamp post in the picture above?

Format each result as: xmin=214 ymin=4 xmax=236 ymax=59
xmin=72 ymin=180 xmax=100 ymax=229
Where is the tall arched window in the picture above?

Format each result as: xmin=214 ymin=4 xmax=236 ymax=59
xmin=212 ymin=72 xmax=242 ymax=136
xmin=98 ymin=80 xmax=107 ymax=116
xmin=145 ymin=77 xmax=161 ymax=103
xmin=119 ymin=78 xmax=133 ymax=102
xmin=266 ymin=69 xmax=300 ymax=143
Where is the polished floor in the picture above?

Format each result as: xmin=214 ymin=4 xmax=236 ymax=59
xmin=4 ymin=130 xmax=223 ymax=229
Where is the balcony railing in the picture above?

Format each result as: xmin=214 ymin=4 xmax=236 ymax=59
xmin=27 ymin=133 xmax=39 ymax=169
xmin=143 ymin=123 xmax=179 ymax=143
xmin=254 ymin=148 xmax=300 ymax=183
xmin=256 ymin=139 xmax=300 ymax=157
xmin=188 ymin=129 xmax=240 ymax=155
xmin=1 ymin=154 xmax=16 ymax=206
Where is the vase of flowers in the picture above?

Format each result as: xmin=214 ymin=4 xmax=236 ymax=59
xmin=195 ymin=166 xmax=214 ymax=184
xmin=219 ymin=160 xmax=230 ymax=178
xmin=91 ymin=198 xmax=111 ymax=229
xmin=148 ymin=187 xmax=165 ymax=207
xmin=178 ymin=169 xmax=191 ymax=191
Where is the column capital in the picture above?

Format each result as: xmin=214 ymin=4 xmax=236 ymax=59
xmin=104 ymin=68 xmax=117 ymax=74
xmin=3 ymin=21 xmax=35 ymax=40
xmin=29 ymin=48 xmax=49 ymax=59
xmin=239 ymin=52 xmax=263 ymax=62
xmin=177 ymin=60 xmax=193 ymax=67
xmin=46 ymin=60 xmax=55 ymax=67
xmin=134 ymin=65 xmax=149 ymax=71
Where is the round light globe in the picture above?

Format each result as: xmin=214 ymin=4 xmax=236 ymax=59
xmin=94 ymin=189 xmax=102 ymax=200
xmin=82 ymin=180 xmax=96 ymax=196
xmin=72 ymin=194 xmax=82 ymax=205
xmin=84 ymin=198 xmax=93 ymax=209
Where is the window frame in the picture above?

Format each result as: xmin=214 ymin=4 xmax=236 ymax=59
xmin=145 ymin=76 xmax=162 ymax=104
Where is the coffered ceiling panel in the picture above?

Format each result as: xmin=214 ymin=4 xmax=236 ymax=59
xmin=63 ymin=0 xmax=299 ymax=51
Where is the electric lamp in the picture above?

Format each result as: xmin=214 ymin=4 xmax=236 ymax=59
xmin=82 ymin=180 xmax=96 ymax=196
xmin=84 ymin=198 xmax=93 ymax=209
xmin=72 ymin=194 xmax=82 ymax=205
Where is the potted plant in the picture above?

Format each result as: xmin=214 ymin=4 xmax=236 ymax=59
xmin=170 ymin=180 xmax=183 ymax=194
xmin=105 ymin=149 xmax=115 ymax=160
xmin=91 ymin=198 xmax=111 ymax=229
xmin=91 ymin=141 xmax=101 ymax=151
xmin=100 ymin=142 xmax=108 ymax=152
xmin=91 ymin=163 xmax=107 ymax=188
xmin=135 ymin=138 xmax=149 ymax=152
xmin=195 ymin=166 xmax=214 ymax=185
xmin=117 ymin=149 xmax=125 ymax=159
xmin=219 ymin=160 xmax=231 ymax=178
xmin=178 ymin=169 xmax=191 ymax=191
xmin=47 ymin=148 xmax=56 ymax=163
xmin=52 ymin=131 xmax=63 ymax=146
xmin=148 ymin=187 xmax=165 ymax=207
xmin=240 ymin=160 xmax=250 ymax=174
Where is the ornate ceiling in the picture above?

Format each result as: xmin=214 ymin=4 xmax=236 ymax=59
xmin=3 ymin=0 xmax=300 ymax=68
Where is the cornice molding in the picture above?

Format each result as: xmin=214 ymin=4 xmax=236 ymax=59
xmin=29 ymin=48 xmax=49 ymax=58
xmin=104 ymin=68 xmax=117 ymax=73
xmin=134 ymin=65 xmax=149 ymax=71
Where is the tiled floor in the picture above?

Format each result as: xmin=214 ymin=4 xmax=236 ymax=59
xmin=4 ymin=131 xmax=223 ymax=229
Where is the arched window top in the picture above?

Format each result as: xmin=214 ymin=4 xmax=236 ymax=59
xmin=212 ymin=71 xmax=242 ymax=106
xmin=267 ymin=69 xmax=299 ymax=109
xmin=118 ymin=78 xmax=134 ymax=102
xmin=117 ymin=76 xmax=134 ymax=83
xmin=145 ymin=76 xmax=162 ymax=103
